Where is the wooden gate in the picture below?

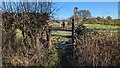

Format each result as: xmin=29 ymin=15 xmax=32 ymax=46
xmin=46 ymin=7 xmax=78 ymax=47
xmin=46 ymin=19 xmax=75 ymax=47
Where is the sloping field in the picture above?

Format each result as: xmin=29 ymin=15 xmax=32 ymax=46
xmin=84 ymin=24 xmax=119 ymax=29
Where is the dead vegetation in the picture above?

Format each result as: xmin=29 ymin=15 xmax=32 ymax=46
xmin=2 ymin=13 xmax=59 ymax=67
xmin=75 ymin=31 xmax=120 ymax=66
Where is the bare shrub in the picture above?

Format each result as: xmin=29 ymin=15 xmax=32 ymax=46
xmin=2 ymin=12 xmax=59 ymax=66
xmin=75 ymin=31 xmax=120 ymax=66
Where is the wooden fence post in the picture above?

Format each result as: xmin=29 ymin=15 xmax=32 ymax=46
xmin=72 ymin=19 xmax=74 ymax=44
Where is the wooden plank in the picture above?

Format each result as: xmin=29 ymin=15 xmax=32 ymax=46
xmin=51 ymin=34 xmax=72 ymax=38
xmin=49 ymin=28 xmax=72 ymax=31
xmin=66 ymin=44 xmax=76 ymax=46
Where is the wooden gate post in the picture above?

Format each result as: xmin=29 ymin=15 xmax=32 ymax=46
xmin=74 ymin=7 xmax=78 ymax=26
xmin=72 ymin=19 xmax=74 ymax=44
xmin=72 ymin=7 xmax=78 ymax=44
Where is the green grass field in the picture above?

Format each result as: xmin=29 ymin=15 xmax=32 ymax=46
xmin=50 ymin=23 xmax=119 ymax=42
xmin=51 ymin=31 xmax=71 ymax=43
xmin=51 ymin=31 xmax=72 ymax=36
xmin=84 ymin=24 xmax=119 ymax=29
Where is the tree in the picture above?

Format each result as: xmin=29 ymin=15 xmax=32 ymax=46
xmin=77 ymin=10 xmax=91 ymax=18
xmin=96 ymin=16 xmax=101 ymax=21
xmin=0 ymin=1 xmax=55 ymax=17
xmin=106 ymin=16 xmax=112 ymax=25
xmin=106 ymin=16 xmax=112 ymax=20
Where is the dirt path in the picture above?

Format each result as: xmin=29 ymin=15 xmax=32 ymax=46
xmin=56 ymin=43 xmax=79 ymax=67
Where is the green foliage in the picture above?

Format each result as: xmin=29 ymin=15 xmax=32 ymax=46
xmin=15 ymin=29 xmax=23 ymax=43
xmin=67 ymin=22 xmax=72 ymax=26
xmin=42 ymin=48 xmax=59 ymax=67
xmin=75 ymin=24 xmax=86 ymax=35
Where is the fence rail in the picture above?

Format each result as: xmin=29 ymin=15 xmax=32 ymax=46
xmin=49 ymin=28 xmax=72 ymax=31
xmin=47 ymin=19 xmax=75 ymax=46
xmin=51 ymin=34 xmax=72 ymax=38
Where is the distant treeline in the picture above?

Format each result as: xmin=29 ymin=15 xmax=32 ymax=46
xmin=82 ymin=18 xmax=120 ymax=26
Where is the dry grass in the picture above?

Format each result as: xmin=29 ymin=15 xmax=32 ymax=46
xmin=3 ymin=43 xmax=59 ymax=67
xmin=3 ymin=44 xmax=43 ymax=66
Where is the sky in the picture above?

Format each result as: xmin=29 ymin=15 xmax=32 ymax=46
xmin=54 ymin=2 xmax=118 ymax=20
xmin=0 ymin=1 xmax=118 ymax=20
xmin=0 ymin=0 xmax=119 ymax=2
